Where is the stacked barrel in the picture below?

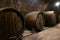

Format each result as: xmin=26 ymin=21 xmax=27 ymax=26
xmin=0 ymin=8 xmax=24 ymax=40
xmin=25 ymin=11 xmax=57 ymax=32
xmin=25 ymin=11 xmax=44 ymax=32
xmin=43 ymin=11 xmax=56 ymax=27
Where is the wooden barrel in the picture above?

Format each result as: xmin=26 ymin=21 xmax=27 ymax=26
xmin=43 ymin=11 xmax=56 ymax=27
xmin=0 ymin=8 xmax=24 ymax=40
xmin=25 ymin=11 xmax=44 ymax=32
xmin=23 ymin=23 xmax=60 ymax=40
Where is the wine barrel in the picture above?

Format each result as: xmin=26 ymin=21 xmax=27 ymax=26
xmin=23 ymin=23 xmax=60 ymax=40
xmin=25 ymin=11 xmax=44 ymax=32
xmin=0 ymin=8 xmax=24 ymax=40
xmin=43 ymin=11 xmax=56 ymax=27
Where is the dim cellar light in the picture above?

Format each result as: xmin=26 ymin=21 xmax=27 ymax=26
xmin=55 ymin=2 xmax=60 ymax=7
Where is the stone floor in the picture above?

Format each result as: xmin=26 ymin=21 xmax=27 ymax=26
xmin=22 ymin=23 xmax=60 ymax=40
xmin=23 ymin=27 xmax=50 ymax=38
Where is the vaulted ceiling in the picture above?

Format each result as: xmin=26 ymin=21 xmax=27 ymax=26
xmin=21 ymin=0 xmax=51 ymax=3
xmin=21 ymin=0 xmax=60 ymax=11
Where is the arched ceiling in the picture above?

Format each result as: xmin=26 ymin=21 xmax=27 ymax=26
xmin=21 ymin=0 xmax=60 ymax=11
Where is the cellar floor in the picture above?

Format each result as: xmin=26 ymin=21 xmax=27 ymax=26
xmin=23 ymin=27 xmax=50 ymax=37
